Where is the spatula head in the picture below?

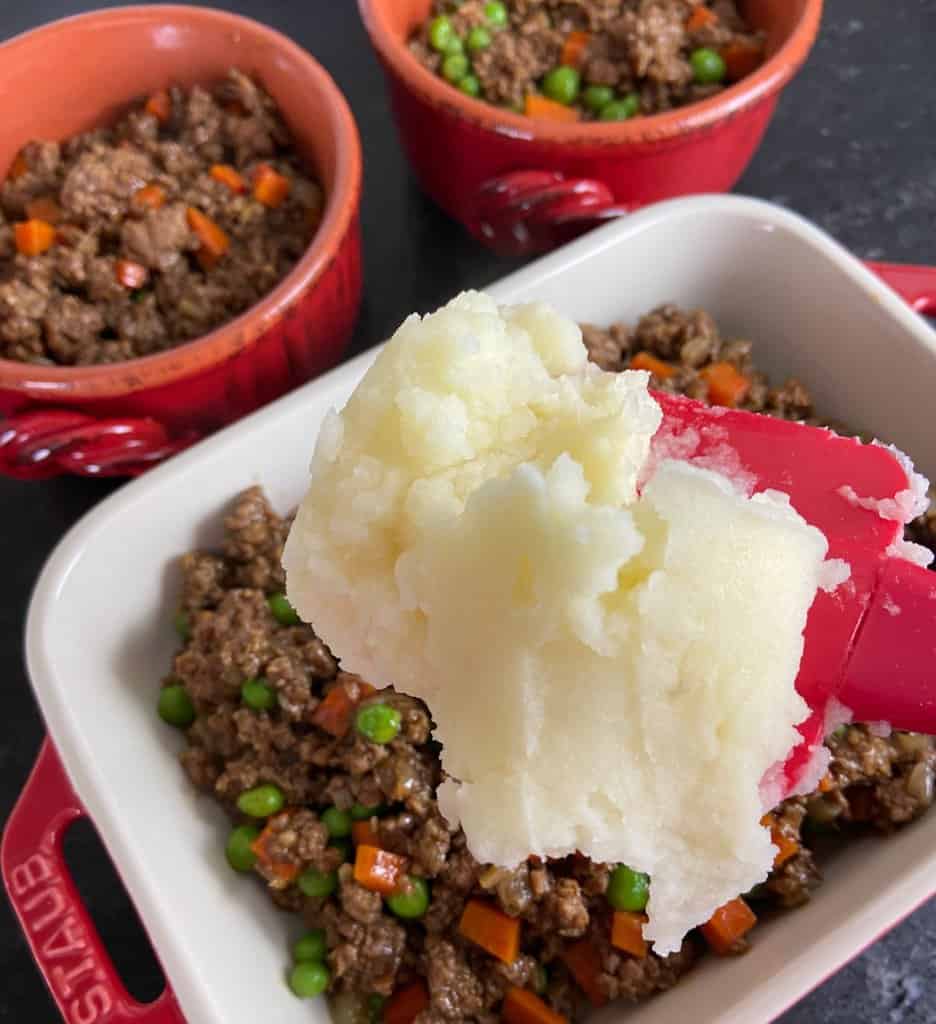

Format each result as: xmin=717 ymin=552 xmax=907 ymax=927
xmin=651 ymin=392 xmax=921 ymax=796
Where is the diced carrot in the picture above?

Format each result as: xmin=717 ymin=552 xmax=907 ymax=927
xmin=459 ymin=899 xmax=520 ymax=964
xmin=686 ymin=5 xmax=718 ymax=32
xmin=114 ymin=259 xmax=149 ymax=289
xmin=210 ymin=164 xmax=246 ymax=194
xmin=253 ymin=164 xmax=291 ymax=208
xmin=719 ymin=40 xmax=765 ymax=83
xmin=383 ymin=981 xmax=429 ymax=1024
xmin=610 ymin=911 xmax=648 ymax=958
xmin=25 ymin=196 xmax=62 ymax=225
xmin=772 ymin=833 xmax=799 ymax=868
xmin=145 ymin=89 xmax=172 ymax=124
xmin=502 ymin=987 xmax=568 ymax=1024
xmin=700 ymin=360 xmax=751 ymax=407
xmin=630 ymin=350 xmax=677 ymax=379
xmin=700 ymin=897 xmax=757 ymax=955
xmin=310 ymin=685 xmax=356 ymax=737
xmin=352 ymin=819 xmax=380 ymax=848
xmin=14 ymin=219 xmax=56 ymax=257
xmin=133 ymin=184 xmax=167 ymax=210
xmin=310 ymin=677 xmax=377 ymax=738
xmin=818 ymin=774 xmax=834 ymax=794
xmin=186 ymin=207 xmax=230 ymax=270
xmin=760 ymin=813 xmax=799 ymax=868
xmin=249 ymin=811 xmax=301 ymax=883
xmin=8 ymin=152 xmax=28 ymax=181
xmin=524 ymin=94 xmax=581 ymax=123
xmin=354 ymin=844 xmax=407 ymax=895
xmin=560 ymin=31 xmax=591 ymax=69
xmin=560 ymin=939 xmax=607 ymax=1007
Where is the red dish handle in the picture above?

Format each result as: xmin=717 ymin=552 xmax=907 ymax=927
xmin=1 ymin=739 xmax=185 ymax=1024
xmin=472 ymin=173 xmax=936 ymax=297
xmin=865 ymin=261 xmax=936 ymax=315
xmin=0 ymin=409 xmax=196 ymax=480
xmin=470 ymin=170 xmax=630 ymax=255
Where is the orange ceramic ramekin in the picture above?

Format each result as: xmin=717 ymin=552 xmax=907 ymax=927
xmin=359 ymin=0 xmax=822 ymax=253
xmin=0 ymin=5 xmax=363 ymax=479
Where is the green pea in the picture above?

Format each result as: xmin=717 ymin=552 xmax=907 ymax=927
xmin=329 ymin=837 xmax=353 ymax=863
xmin=385 ymin=875 xmax=430 ymax=919
xmin=442 ymin=53 xmax=470 ymax=84
xmin=542 ymin=66 xmax=580 ymax=105
xmin=173 ymin=609 xmax=191 ymax=641
xmin=583 ymin=85 xmax=615 ymax=112
xmin=298 ymin=867 xmax=338 ymax=899
xmin=289 ymin=961 xmax=330 ymax=999
xmin=429 ymin=15 xmax=455 ymax=53
xmin=236 ymin=784 xmax=285 ymax=819
xmin=600 ymin=93 xmax=640 ymax=121
xmin=458 ymin=75 xmax=481 ymax=98
xmin=356 ymin=703 xmax=401 ymax=744
xmin=321 ymin=806 xmax=353 ymax=838
xmin=225 ymin=824 xmax=260 ymax=872
xmin=367 ymin=994 xmax=386 ymax=1023
xmin=532 ymin=964 xmax=549 ymax=995
xmin=467 ymin=27 xmax=492 ymax=53
xmin=293 ymin=929 xmax=327 ymax=963
xmin=350 ymin=803 xmax=382 ymax=821
xmin=690 ymin=47 xmax=727 ymax=84
xmin=158 ymin=683 xmax=195 ymax=728
xmin=444 ymin=34 xmax=465 ymax=56
xmin=607 ymin=864 xmax=650 ymax=912
xmin=268 ymin=592 xmax=301 ymax=626
xmin=806 ymin=795 xmax=842 ymax=827
xmin=484 ymin=1 xmax=508 ymax=27
xmin=242 ymin=677 xmax=276 ymax=711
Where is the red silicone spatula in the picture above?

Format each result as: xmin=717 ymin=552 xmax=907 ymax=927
xmin=650 ymin=391 xmax=936 ymax=795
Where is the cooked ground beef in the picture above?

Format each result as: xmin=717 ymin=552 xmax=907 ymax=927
xmin=410 ymin=1 xmax=765 ymax=121
xmin=164 ymin=305 xmax=936 ymax=1021
xmin=0 ymin=69 xmax=323 ymax=366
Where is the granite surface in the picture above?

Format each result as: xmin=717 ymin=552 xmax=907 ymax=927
xmin=0 ymin=1 xmax=934 ymax=1021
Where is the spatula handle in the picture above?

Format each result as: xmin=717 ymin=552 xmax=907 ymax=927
xmin=840 ymin=556 xmax=936 ymax=733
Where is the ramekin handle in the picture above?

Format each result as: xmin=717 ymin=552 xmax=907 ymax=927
xmin=1 ymin=739 xmax=186 ymax=1024
xmin=470 ymin=170 xmax=630 ymax=255
xmin=865 ymin=261 xmax=936 ymax=315
xmin=0 ymin=408 xmax=195 ymax=479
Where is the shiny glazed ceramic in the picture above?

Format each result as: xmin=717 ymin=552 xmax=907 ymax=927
xmin=0 ymin=5 xmax=363 ymax=478
xmin=358 ymin=0 xmax=822 ymax=253
xmin=4 ymin=198 xmax=936 ymax=1024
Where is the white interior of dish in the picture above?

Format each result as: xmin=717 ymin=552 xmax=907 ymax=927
xmin=24 ymin=196 xmax=936 ymax=1024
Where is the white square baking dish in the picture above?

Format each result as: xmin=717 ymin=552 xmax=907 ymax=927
xmin=4 ymin=195 xmax=935 ymax=1024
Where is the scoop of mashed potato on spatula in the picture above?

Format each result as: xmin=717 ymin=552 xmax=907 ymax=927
xmin=283 ymin=292 xmax=832 ymax=954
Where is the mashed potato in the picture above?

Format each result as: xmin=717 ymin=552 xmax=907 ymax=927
xmin=283 ymin=292 xmax=832 ymax=954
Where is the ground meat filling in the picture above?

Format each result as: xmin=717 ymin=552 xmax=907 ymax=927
xmin=0 ymin=69 xmax=324 ymax=365
xmin=166 ymin=308 xmax=936 ymax=1020
xmin=410 ymin=0 xmax=765 ymax=121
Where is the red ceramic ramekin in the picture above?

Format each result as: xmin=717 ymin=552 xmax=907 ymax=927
xmin=358 ymin=0 xmax=823 ymax=254
xmin=0 ymin=5 xmax=363 ymax=480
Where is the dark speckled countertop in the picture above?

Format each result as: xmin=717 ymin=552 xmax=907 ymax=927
xmin=0 ymin=1 xmax=934 ymax=1022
